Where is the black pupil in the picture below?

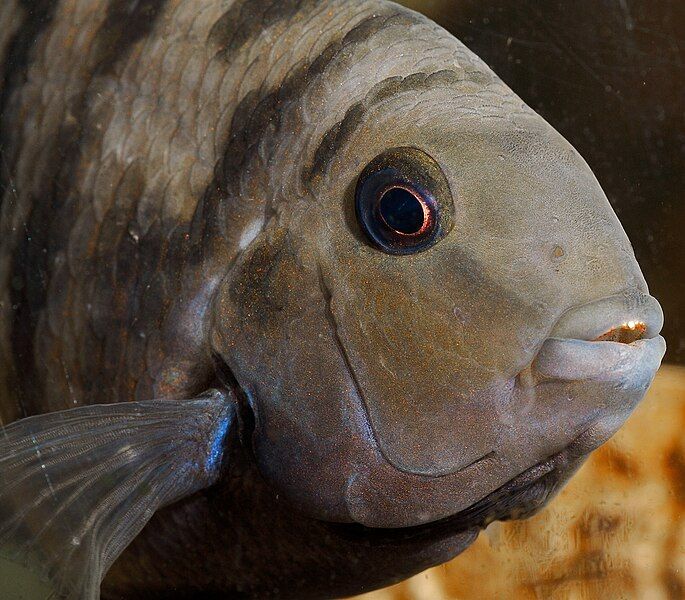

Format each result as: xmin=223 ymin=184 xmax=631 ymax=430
xmin=378 ymin=187 xmax=426 ymax=235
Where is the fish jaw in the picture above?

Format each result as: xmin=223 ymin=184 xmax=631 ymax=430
xmin=340 ymin=291 xmax=665 ymax=530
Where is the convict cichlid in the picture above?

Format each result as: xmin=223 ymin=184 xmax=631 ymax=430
xmin=0 ymin=0 xmax=666 ymax=598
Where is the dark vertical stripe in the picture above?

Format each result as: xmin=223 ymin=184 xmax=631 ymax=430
xmin=303 ymin=69 xmax=472 ymax=185
xmin=0 ymin=0 xmax=58 ymax=119
xmin=0 ymin=0 xmax=60 ymax=418
xmin=0 ymin=0 xmax=59 ymax=183
xmin=208 ymin=0 xmax=321 ymax=56
xmin=194 ymin=10 xmax=425 ymax=253
xmin=92 ymin=0 xmax=168 ymax=75
xmin=4 ymin=0 xmax=168 ymax=414
xmin=212 ymin=12 xmax=419 ymax=200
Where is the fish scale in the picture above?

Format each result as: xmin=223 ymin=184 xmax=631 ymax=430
xmin=0 ymin=1 xmax=665 ymax=598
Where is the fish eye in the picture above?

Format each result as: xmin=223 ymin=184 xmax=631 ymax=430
xmin=355 ymin=147 xmax=454 ymax=255
xmin=378 ymin=185 xmax=433 ymax=235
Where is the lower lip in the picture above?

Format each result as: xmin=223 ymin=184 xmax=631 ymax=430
xmin=533 ymin=335 xmax=666 ymax=386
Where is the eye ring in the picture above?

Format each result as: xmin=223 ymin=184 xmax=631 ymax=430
xmin=355 ymin=147 xmax=454 ymax=255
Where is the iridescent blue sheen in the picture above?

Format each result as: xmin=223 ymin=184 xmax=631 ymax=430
xmin=206 ymin=416 xmax=230 ymax=473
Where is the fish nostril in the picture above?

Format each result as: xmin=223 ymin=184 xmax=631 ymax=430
xmin=593 ymin=321 xmax=647 ymax=344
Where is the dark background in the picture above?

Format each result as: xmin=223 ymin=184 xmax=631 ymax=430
xmin=399 ymin=0 xmax=684 ymax=364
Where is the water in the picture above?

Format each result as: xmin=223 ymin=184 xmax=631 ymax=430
xmin=0 ymin=556 xmax=56 ymax=600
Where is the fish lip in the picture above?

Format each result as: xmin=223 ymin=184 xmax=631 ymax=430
xmin=533 ymin=335 xmax=666 ymax=383
xmin=549 ymin=290 xmax=664 ymax=342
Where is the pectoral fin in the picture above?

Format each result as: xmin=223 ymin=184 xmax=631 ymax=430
xmin=0 ymin=389 xmax=235 ymax=600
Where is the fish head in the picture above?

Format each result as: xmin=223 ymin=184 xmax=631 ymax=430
xmin=210 ymin=34 xmax=665 ymax=541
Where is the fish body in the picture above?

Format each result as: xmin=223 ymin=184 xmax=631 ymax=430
xmin=0 ymin=1 xmax=665 ymax=598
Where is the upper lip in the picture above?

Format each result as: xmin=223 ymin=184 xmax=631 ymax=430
xmin=549 ymin=290 xmax=663 ymax=342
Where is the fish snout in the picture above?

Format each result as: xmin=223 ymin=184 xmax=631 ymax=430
xmin=500 ymin=290 xmax=666 ymax=490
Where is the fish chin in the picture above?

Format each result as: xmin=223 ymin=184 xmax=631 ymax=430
xmin=327 ymin=433 xmax=589 ymax=547
xmin=331 ymin=394 xmax=644 ymax=548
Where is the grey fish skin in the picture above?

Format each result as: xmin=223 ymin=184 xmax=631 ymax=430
xmin=0 ymin=0 xmax=665 ymax=598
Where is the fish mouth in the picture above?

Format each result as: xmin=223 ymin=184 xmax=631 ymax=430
xmin=327 ymin=433 xmax=588 ymax=546
xmin=533 ymin=291 xmax=666 ymax=386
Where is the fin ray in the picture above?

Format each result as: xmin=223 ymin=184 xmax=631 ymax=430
xmin=0 ymin=390 xmax=235 ymax=599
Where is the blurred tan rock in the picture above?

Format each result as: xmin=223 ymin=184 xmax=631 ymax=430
xmin=355 ymin=364 xmax=685 ymax=600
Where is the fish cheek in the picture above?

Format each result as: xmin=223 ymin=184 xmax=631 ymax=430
xmin=210 ymin=227 xmax=366 ymax=521
xmin=327 ymin=258 xmax=506 ymax=477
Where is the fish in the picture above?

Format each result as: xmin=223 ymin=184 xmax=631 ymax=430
xmin=0 ymin=0 xmax=666 ymax=598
